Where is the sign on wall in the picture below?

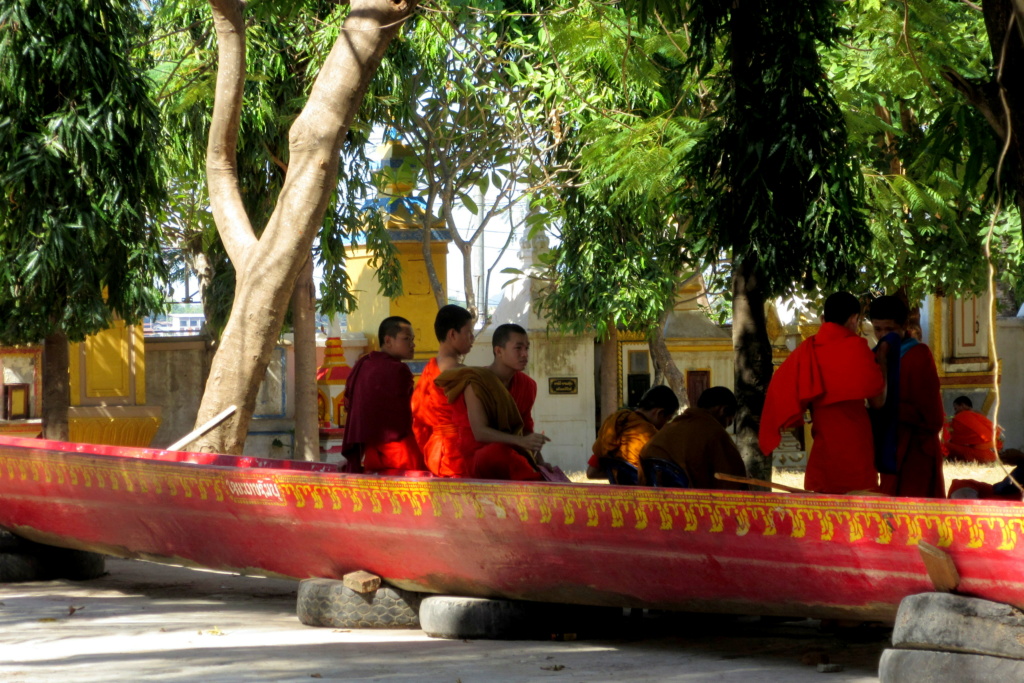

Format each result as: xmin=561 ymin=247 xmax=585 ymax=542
xmin=548 ymin=377 xmax=578 ymax=395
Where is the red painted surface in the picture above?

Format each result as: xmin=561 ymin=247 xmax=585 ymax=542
xmin=1 ymin=435 xmax=1022 ymax=621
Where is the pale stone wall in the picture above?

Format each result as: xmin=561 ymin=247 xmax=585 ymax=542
xmin=145 ymin=337 xmax=319 ymax=456
xmin=144 ymin=338 xmax=209 ymax=448
xmin=996 ymin=317 xmax=1024 ymax=450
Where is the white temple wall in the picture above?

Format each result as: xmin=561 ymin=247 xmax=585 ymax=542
xmin=996 ymin=317 xmax=1024 ymax=450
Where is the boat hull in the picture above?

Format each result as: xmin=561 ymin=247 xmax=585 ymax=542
xmin=1 ymin=436 xmax=1023 ymax=622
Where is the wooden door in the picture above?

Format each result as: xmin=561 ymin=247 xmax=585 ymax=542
xmin=686 ymin=370 xmax=710 ymax=407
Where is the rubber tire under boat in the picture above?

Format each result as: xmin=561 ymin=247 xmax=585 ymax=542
xmin=418 ymin=596 xmax=619 ymax=640
xmin=878 ymin=648 xmax=1024 ymax=681
xmin=0 ymin=530 xmax=106 ymax=582
xmin=296 ymin=578 xmax=421 ymax=629
xmin=892 ymin=592 xmax=1024 ymax=661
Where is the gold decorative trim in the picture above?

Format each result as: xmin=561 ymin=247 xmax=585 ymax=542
xmin=4 ymin=449 xmax=1024 ymax=554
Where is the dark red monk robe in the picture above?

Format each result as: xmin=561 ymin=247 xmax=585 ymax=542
xmin=760 ymin=322 xmax=884 ymax=494
xmin=341 ymin=351 xmax=425 ymax=473
xmin=945 ymin=410 xmax=1002 ymax=463
xmin=880 ymin=343 xmax=945 ymax=498
xmin=411 ymin=358 xmax=467 ymax=477
xmin=438 ymin=368 xmax=541 ymax=482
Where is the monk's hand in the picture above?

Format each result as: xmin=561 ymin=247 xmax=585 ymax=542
xmin=520 ymin=433 xmax=550 ymax=453
xmin=874 ymin=340 xmax=890 ymax=366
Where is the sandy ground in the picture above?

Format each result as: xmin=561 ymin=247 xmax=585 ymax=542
xmin=0 ymin=558 xmax=888 ymax=682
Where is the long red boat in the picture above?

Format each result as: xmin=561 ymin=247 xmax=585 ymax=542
xmin=1 ymin=434 xmax=1022 ymax=622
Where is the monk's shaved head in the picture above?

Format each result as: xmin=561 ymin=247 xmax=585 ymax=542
xmin=954 ymin=395 xmax=972 ymax=409
xmin=868 ymin=295 xmax=909 ymax=325
xmin=434 ymin=305 xmax=474 ymax=342
xmin=697 ymin=386 xmax=738 ymax=415
xmin=492 ymin=323 xmax=527 ymax=351
xmin=638 ymin=385 xmax=680 ymax=416
xmin=378 ymin=316 xmax=412 ymax=347
xmin=823 ymin=292 xmax=861 ymax=325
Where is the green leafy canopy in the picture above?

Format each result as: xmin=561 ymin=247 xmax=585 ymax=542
xmin=0 ymin=0 xmax=167 ymax=344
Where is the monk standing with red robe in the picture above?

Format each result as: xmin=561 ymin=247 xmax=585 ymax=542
xmin=411 ymin=305 xmax=475 ymax=477
xmin=760 ymin=292 xmax=885 ymax=494
xmin=943 ymin=395 xmax=1002 ymax=463
xmin=436 ymin=323 xmax=550 ymax=481
xmin=341 ymin=316 xmax=426 ymax=474
xmin=869 ymin=295 xmax=946 ymax=498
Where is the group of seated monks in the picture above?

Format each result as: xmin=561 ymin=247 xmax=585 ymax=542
xmin=585 ymin=385 xmax=749 ymax=490
xmin=341 ymin=302 xmax=749 ymax=487
xmin=340 ymin=305 xmax=551 ymax=481
xmin=340 ymin=295 xmax=1021 ymax=501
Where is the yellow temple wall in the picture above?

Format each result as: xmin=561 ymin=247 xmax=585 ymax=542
xmin=346 ymin=239 xmax=449 ymax=360
xmin=67 ymin=321 xmax=161 ymax=448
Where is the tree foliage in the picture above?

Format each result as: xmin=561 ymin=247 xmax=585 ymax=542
xmin=681 ymin=0 xmax=869 ymax=299
xmin=534 ymin=2 xmax=698 ymax=340
xmin=825 ymin=0 xmax=1010 ymax=303
xmin=0 ymin=0 xmax=166 ymax=344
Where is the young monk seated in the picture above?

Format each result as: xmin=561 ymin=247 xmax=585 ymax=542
xmin=760 ymin=292 xmax=885 ymax=495
xmin=943 ymin=395 xmax=1003 ymax=464
xmin=435 ymin=323 xmax=550 ymax=481
xmin=411 ymin=304 xmax=475 ymax=477
xmin=585 ymin=385 xmax=680 ymax=484
xmin=949 ymin=449 xmax=1024 ymax=501
xmin=639 ymin=386 xmax=747 ymax=490
xmin=341 ymin=316 xmax=426 ymax=474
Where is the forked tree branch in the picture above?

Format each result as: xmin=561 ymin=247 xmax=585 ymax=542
xmin=207 ymin=0 xmax=257 ymax=267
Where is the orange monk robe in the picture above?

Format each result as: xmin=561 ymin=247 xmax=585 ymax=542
xmin=944 ymin=410 xmax=1003 ymax=463
xmin=341 ymin=351 xmax=426 ymax=473
xmin=759 ymin=322 xmax=884 ymax=494
xmin=587 ymin=410 xmax=658 ymax=484
xmin=880 ymin=343 xmax=945 ymax=498
xmin=411 ymin=358 xmax=467 ymax=477
xmin=639 ymin=408 xmax=746 ymax=490
xmin=437 ymin=368 xmax=541 ymax=481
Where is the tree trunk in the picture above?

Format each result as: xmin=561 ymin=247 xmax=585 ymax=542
xmin=648 ymin=309 xmax=687 ymax=408
xmin=459 ymin=241 xmax=478 ymax=317
xmin=191 ymin=0 xmax=417 ymax=453
xmin=732 ymin=255 xmax=774 ymax=486
xmin=421 ymin=197 xmax=447 ymax=309
xmin=599 ymin=322 xmax=620 ymax=421
xmin=41 ymin=330 xmax=70 ymax=441
xmin=291 ymin=256 xmax=319 ymax=461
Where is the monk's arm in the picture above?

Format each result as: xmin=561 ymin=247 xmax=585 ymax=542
xmin=464 ymin=385 xmax=549 ymax=453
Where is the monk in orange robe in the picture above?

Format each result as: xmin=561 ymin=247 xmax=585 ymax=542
xmin=585 ymin=385 xmax=680 ymax=484
xmin=641 ymin=386 xmax=747 ymax=490
xmin=943 ymin=395 xmax=1002 ymax=463
xmin=341 ymin=316 xmax=426 ymax=474
xmin=869 ymin=295 xmax=946 ymax=498
xmin=436 ymin=323 xmax=549 ymax=481
xmin=760 ymin=292 xmax=885 ymax=494
xmin=411 ymin=305 xmax=475 ymax=477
